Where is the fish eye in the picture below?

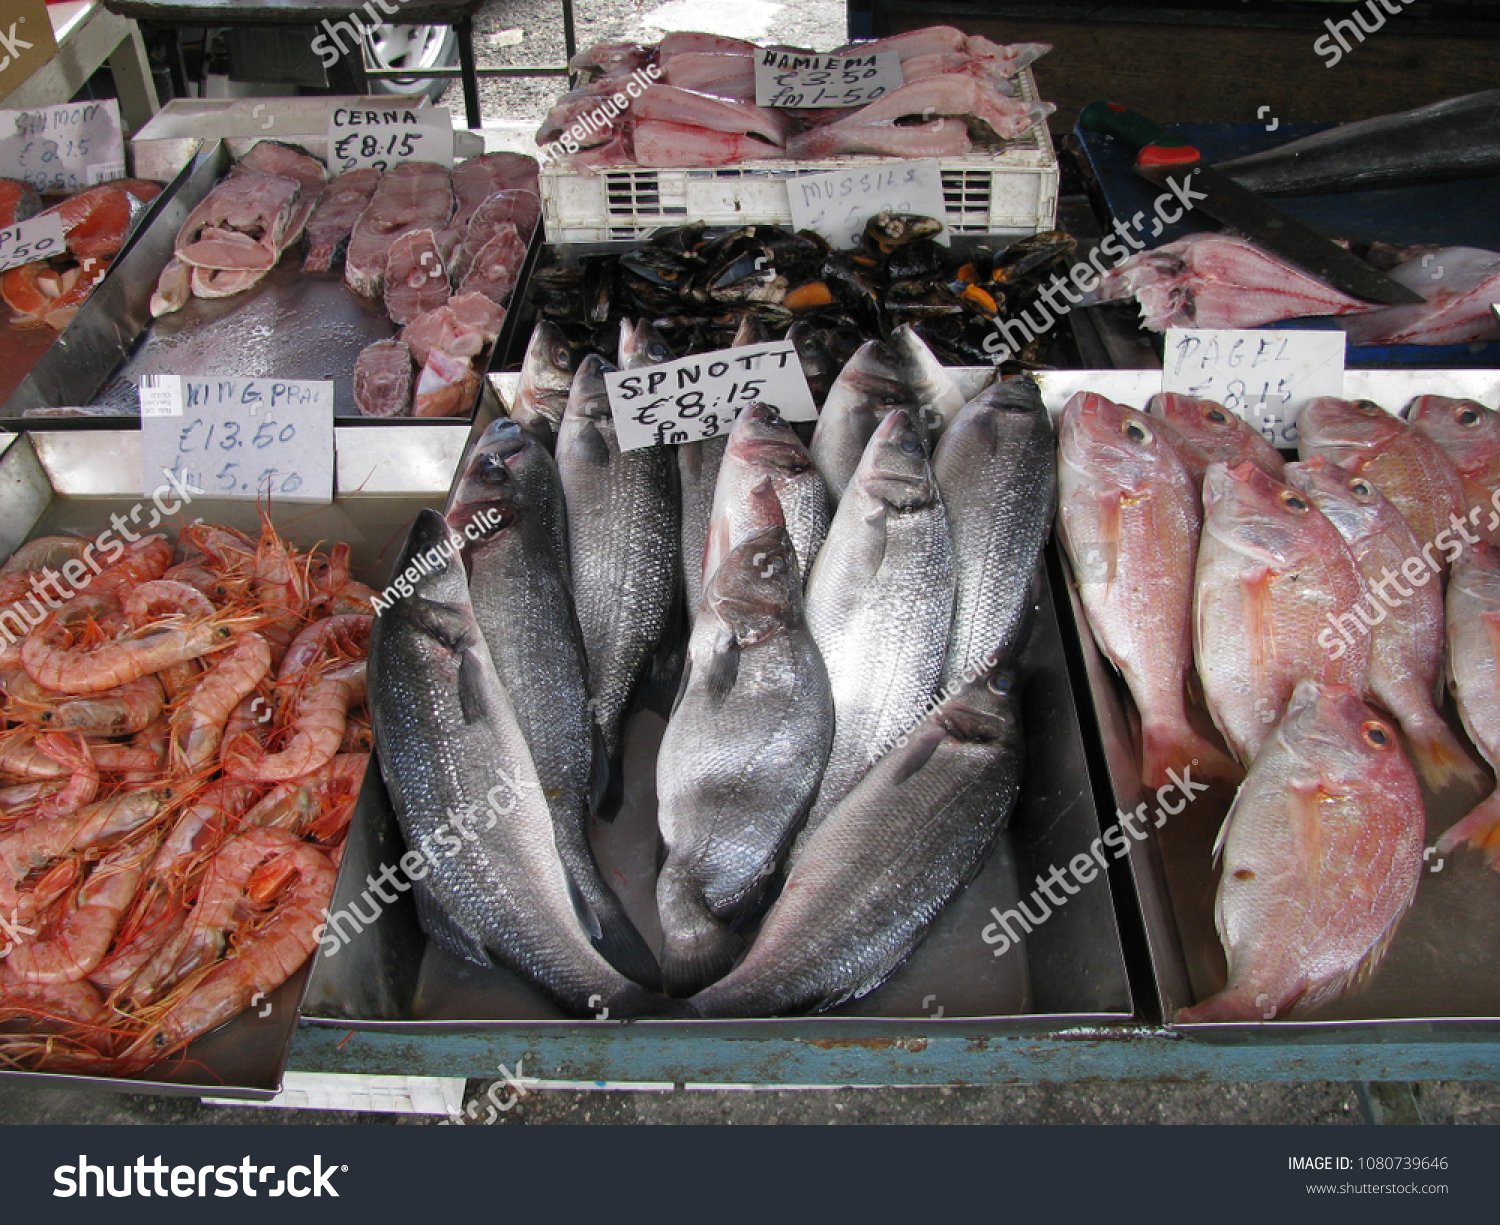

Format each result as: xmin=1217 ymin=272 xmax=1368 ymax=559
xmin=1205 ymin=407 xmax=1229 ymax=424
xmin=1348 ymin=479 xmax=1375 ymax=499
xmin=898 ymin=433 xmax=923 ymax=456
xmin=1458 ymin=406 xmax=1484 ymax=427
xmin=553 ymin=347 xmax=573 ymax=368
xmin=477 ymin=454 xmax=509 ymax=485
xmin=768 ymin=554 xmax=788 ymax=576
xmin=1280 ymin=490 xmax=1308 ymax=512
xmin=1361 ymin=720 xmax=1392 ymax=749
xmin=1123 ymin=420 xmax=1152 ymax=444
xmin=987 ymin=672 xmax=1012 ymax=697
xmin=649 ymin=342 xmax=669 ymax=360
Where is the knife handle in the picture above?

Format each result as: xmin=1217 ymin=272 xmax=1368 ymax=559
xmin=1079 ymin=101 xmax=1203 ymax=168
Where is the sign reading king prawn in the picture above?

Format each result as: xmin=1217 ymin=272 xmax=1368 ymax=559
xmin=603 ymin=342 xmax=817 ymax=452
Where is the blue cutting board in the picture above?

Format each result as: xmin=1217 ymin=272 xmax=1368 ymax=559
xmin=1075 ymin=120 xmax=1500 ymax=366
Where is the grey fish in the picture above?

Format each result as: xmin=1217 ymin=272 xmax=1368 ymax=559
xmin=703 ymin=402 xmax=830 ymax=591
xmin=556 ymin=352 xmax=680 ymax=770
xmin=368 ymin=509 xmax=663 ymax=1016
xmin=679 ymin=434 xmax=727 ymax=620
xmin=510 ymin=321 xmax=580 ymax=452
xmin=446 ymin=421 xmax=661 ymax=988
xmin=808 ymin=339 xmax=918 ymax=502
xmin=619 ymin=316 xmax=674 ymax=369
xmin=787 ymin=321 xmax=838 ymax=406
xmin=933 ymin=375 xmax=1055 ymax=686
xmin=800 ymin=408 xmax=955 ymax=844
xmin=692 ymin=662 xmax=1022 ymax=1017
xmin=655 ymin=522 xmax=834 ymax=996
xmin=1218 ymin=90 xmax=1500 ymax=197
xmin=890 ymin=323 xmax=965 ymax=433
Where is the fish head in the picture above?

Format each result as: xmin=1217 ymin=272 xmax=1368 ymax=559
xmin=1277 ymin=679 xmax=1402 ymax=788
xmin=522 ymin=321 xmax=579 ymax=392
xmin=1450 ymin=539 xmax=1500 ymax=604
xmin=562 ymin=353 xmax=617 ymax=423
xmin=1298 ymin=397 xmax=1401 ymax=467
xmin=1202 ymin=461 xmax=1328 ymax=568
xmin=379 ymin=510 xmax=479 ymax=664
xmin=858 ymin=407 xmax=940 ymax=511
xmin=1058 ymin=392 xmax=1187 ymax=495
xmin=943 ymin=376 xmax=1049 ymax=460
xmin=1283 ymin=456 xmax=1385 ymax=544
xmin=726 ymin=402 xmax=811 ymax=473
xmin=446 ymin=418 xmax=551 ymax=541
xmin=935 ymin=656 xmax=1022 ymax=748
xmin=618 ymin=317 xmax=674 ymax=369
xmin=1406 ymin=395 xmax=1500 ymax=480
xmin=705 ymin=521 xmax=801 ymax=645
xmin=1147 ymin=393 xmax=1244 ymax=455
xmin=786 ymin=321 xmax=838 ymax=399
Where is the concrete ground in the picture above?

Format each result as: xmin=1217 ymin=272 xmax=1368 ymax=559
xmin=3 ymin=1076 xmax=1499 ymax=1125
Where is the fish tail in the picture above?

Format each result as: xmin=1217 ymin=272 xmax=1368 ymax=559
xmin=1402 ymin=716 xmax=1491 ymax=794
xmin=1141 ymin=717 xmax=1241 ymax=793
xmin=657 ymin=870 xmax=744 ymax=998
xmin=1174 ymin=985 xmax=1286 ymax=1024
xmin=1437 ymin=788 xmax=1500 ymax=871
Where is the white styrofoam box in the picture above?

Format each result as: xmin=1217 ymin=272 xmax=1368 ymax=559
xmin=539 ymin=69 xmax=1058 ymax=244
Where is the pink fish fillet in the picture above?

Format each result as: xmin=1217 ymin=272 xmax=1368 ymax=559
xmin=834 ymin=27 xmax=969 ymax=60
xmin=412 ymin=348 xmax=480 ymax=417
xmin=452 ymin=189 xmax=540 ymax=282
xmin=457 ymin=222 xmax=527 ymax=307
xmin=658 ymin=32 xmax=757 ymax=58
xmin=354 ymin=338 xmax=415 ymax=418
xmin=822 ymin=74 xmax=1052 ymax=140
xmin=382 ymin=229 xmax=450 ymax=326
xmin=1338 ymin=247 xmax=1500 ymax=346
xmin=536 ymin=82 xmax=635 ymax=145
xmin=633 ymin=121 xmax=786 ymax=167
xmin=440 ymin=152 xmax=540 ymax=251
xmin=230 ymin=140 xmax=327 ymax=198
xmin=399 ymin=291 xmax=506 ymax=365
xmin=1088 ymin=234 xmax=1378 ymax=331
xmin=787 ymin=117 xmax=972 ymax=160
xmin=567 ymin=41 xmax=650 ymax=77
xmin=344 ymin=162 xmax=454 ymax=298
xmin=634 ymin=84 xmax=789 ymax=145
xmin=660 ymin=52 xmax=756 ymax=101
xmin=302 ymin=167 xmax=380 ymax=273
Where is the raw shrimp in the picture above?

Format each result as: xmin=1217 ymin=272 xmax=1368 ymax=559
xmin=340 ymin=712 xmax=373 ymax=753
xmin=277 ymin=615 xmax=371 ymax=678
xmin=223 ymin=662 xmax=366 ymax=782
xmin=31 ymin=734 xmax=98 ymax=819
xmin=169 ymin=633 xmax=272 ymax=772
xmin=0 ymin=728 xmax=71 ymax=779
xmin=2 ymin=846 xmax=148 ymax=986
xmin=123 ymin=834 xmax=335 ymax=1063
xmin=21 ymin=599 xmax=253 ymax=694
xmin=242 ymin=752 xmax=368 ymax=841
xmin=4 ymin=669 xmax=165 ymax=736
xmin=0 ymin=538 xmax=89 ymax=605
xmin=86 ymin=536 xmax=173 ymax=595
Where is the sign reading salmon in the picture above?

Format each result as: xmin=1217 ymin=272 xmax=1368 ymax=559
xmin=139 ymin=375 xmax=335 ymax=505
xmin=0 ymin=98 xmax=125 ymax=194
xmin=754 ymin=49 xmax=903 ymax=109
xmin=604 ymin=341 xmax=817 ymax=451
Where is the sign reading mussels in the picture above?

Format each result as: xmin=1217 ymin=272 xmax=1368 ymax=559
xmin=604 ymin=341 xmax=817 ymax=451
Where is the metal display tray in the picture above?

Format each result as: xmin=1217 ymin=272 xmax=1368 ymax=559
xmin=1 ymin=139 xmax=538 ymax=426
xmin=0 ymin=420 xmax=477 ymax=1098
xmin=302 ymin=368 xmax=1137 ymax=1037
xmin=1036 ymin=369 xmax=1500 ymax=1044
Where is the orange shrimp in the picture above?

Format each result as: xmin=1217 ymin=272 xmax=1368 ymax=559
xmin=121 ymin=834 xmax=335 ymax=1064
xmin=340 ymin=711 xmax=373 ymax=754
xmin=0 ymin=537 xmax=90 ymax=606
xmin=4 ymin=668 xmax=165 ymax=736
xmin=85 ymin=535 xmax=173 ymax=596
xmin=31 ymin=733 xmax=98 ymax=819
xmin=21 ymin=599 xmax=255 ymax=695
xmin=241 ymin=752 xmax=368 ymax=842
xmin=277 ymin=614 xmax=371 ymax=679
xmin=222 ymin=662 xmax=365 ymax=783
xmin=168 ymin=632 xmax=272 ymax=772
xmin=2 ymin=844 xmax=149 ymax=987
xmin=0 ymin=727 xmax=73 ymax=779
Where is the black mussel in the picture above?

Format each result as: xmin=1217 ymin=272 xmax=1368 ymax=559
xmin=863 ymin=211 xmax=944 ymax=253
xmin=885 ymin=237 xmax=947 ymax=282
xmin=651 ymin=221 xmax=707 ymax=253
xmin=992 ymin=230 xmax=1078 ymax=284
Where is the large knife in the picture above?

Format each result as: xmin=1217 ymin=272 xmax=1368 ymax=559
xmin=1078 ymin=101 xmax=1425 ymax=305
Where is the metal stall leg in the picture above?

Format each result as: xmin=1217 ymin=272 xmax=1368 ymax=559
xmin=456 ymin=14 xmax=481 ymax=129
xmin=562 ymin=0 xmax=575 ymax=63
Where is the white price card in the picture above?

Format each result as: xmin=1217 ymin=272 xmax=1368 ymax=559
xmin=1161 ymin=328 xmax=1347 ymax=448
xmin=328 ymin=104 xmax=453 ymax=173
xmin=0 ymin=210 xmax=63 ymax=272
xmin=788 ymin=158 xmax=948 ymax=251
xmin=604 ymin=341 xmax=816 ymax=452
xmin=0 ymin=99 xmax=125 ymax=194
xmin=140 ymin=376 xmax=335 ymax=505
xmin=754 ymin=48 xmax=903 ymax=109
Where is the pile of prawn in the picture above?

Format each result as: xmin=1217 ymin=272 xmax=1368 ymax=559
xmin=0 ymin=515 xmax=376 ymax=1075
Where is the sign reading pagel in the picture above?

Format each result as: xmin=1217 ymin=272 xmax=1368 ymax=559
xmin=0 ymin=0 xmax=57 ymax=100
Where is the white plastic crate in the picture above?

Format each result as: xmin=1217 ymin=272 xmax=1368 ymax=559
xmin=538 ymin=68 xmax=1059 ymax=244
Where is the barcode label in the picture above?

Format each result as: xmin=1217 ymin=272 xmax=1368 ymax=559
xmin=139 ymin=374 xmax=183 ymax=418
xmin=87 ymin=160 xmax=127 ymax=186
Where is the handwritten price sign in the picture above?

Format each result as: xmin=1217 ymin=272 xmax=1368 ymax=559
xmin=327 ymin=105 xmax=453 ymax=173
xmin=0 ymin=210 xmax=63 ymax=272
xmin=754 ymin=49 xmax=903 ymax=109
xmin=788 ymin=159 xmax=948 ymax=250
xmin=139 ymin=375 xmax=334 ymax=505
xmin=604 ymin=341 xmax=816 ymax=452
xmin=1162 ymin=328 xmax=1346 ymax=447
xmin=0 ymin=99 xmax=125 ymax=194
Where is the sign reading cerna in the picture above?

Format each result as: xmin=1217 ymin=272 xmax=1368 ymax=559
xmin=604 ymin=341 xmax=817 ymax=451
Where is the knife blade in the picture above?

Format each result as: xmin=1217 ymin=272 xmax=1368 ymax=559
xmin=1079 ymin=101 xmax=1426 ymax=306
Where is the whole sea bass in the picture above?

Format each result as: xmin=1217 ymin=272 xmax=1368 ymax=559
xmin=1177 ymin=681 xmax=1423 ymax=1023
xmin=509 ymin=321 xmax=580 ymax=451
xmin=446 ymin=420 xmax=661 ymax=988
xmin=801 ymin=408 xmax=955 ymax=841
xmin=692 ymin=664 xmax=1022 ymax=1017
xmin=1057 ymin=393 xmax=1236 ymax=789
xmin=933 ymin=374 xmax=1055 ymax=686
xmin=809 ymin=339 xmax=917 ymax=501
xmin=368 ymin=509 xmax=663 ymax=1017
xmin=1298 ymin=397 xmax=1469 ymax=572
xmin=1438 ymin=543 xmax=1500 ymax=870
xmin=1285 ymin=456 xmax=1484 ymax=792
xmin=1195 ymin=461 xmax=1369 ymax=766
xmin=1407 ymin=395 xmax=1500 ymax=548
xmin=556 ymin=352 xmax=680 ymax=770
xmin=655 ymin=521 xmax=834 ymax=995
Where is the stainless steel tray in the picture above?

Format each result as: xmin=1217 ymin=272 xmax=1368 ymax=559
xmin=3 ymin=140 xmax=536 ymax=426
xmin=303 ymin=370 xmax=1137 ymax=1034
xmin=0 ymin=421 xmax=476 ymax=1097
xmin=1036 ymin=369 xmax=1500 ymax=1042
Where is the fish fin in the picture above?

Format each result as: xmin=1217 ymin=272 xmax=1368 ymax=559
xmin=1094 ymin=491 xmax=1123 ymax=591
xmin=409 ymin=597 xmax=475 ymax=653
xmin=565 ymin=872 xmax=604 ymax=944
xmin=1300 ymin=881 xmax=1416 ymax=1014
xmin=1437 ymin=789 xmax=1500 ymax=869
xmin=891 ymin=722 xmax=948 ymax=786
xmin=1240 ymin=566 xmax=1275 ymax=674
xmin=587 ymin=721 xmax=611 ymax=819
xmin=576 ymin=420 xmax=611 ymax=466
xmin=657 ymin=865 xmax=744 ymax=997
xmin=1175 ymin=986 xmax=1293 ymax=1024
xmin=1142 ymin=718 xmax=1241 ymax=792
xmin=1402 ymin=715 xmax=1490 ymax=794
xmin=1286 ymin=774 xmax=1329 ymax=868
xmin=702 ymin=634 xmax=740 ymax=703
xmin=589 ymin=908 xmax=663 ymax=994
xmin=412 ymin=881 xmax=495 ymax=968
xmin=456 ymin=649 xmax=493 ymax=727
